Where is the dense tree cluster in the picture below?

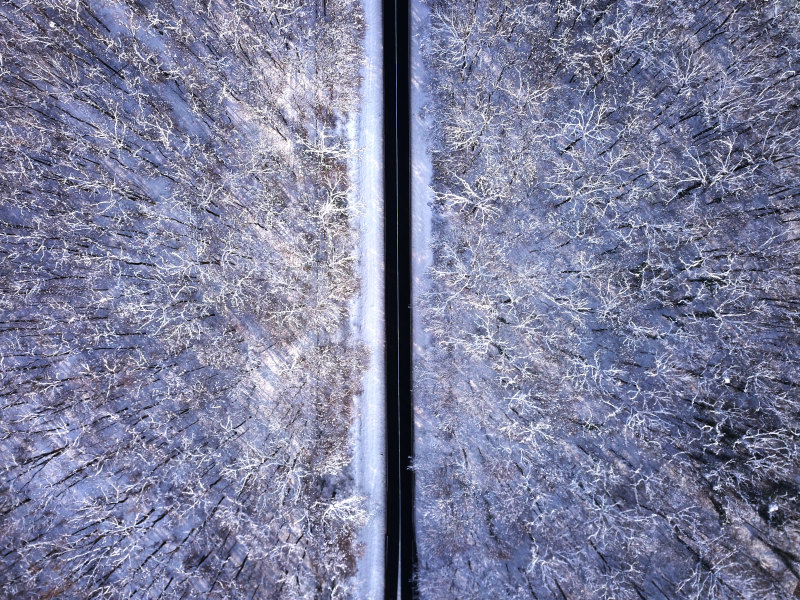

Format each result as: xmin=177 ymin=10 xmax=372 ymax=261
xmin=0 ymin=0 xmax=367 ymax=598
xmin=415 ymin=0 xmax=800 ymax=598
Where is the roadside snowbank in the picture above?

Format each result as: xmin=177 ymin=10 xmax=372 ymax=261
xmin=348 ymin=1 xmax=385 ymax=597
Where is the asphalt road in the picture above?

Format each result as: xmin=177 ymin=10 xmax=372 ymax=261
xmin=383 ymin=0 xmax=417 ymax=597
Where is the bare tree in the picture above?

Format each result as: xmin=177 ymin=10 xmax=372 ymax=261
xmin=0 ymin=0 xmax=368 ymax=598
xmin=416 ymin=0 xmax=800 ymax=597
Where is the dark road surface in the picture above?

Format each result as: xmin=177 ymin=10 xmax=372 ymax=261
xmin=384 ymin=0 xmax=417 ymax=598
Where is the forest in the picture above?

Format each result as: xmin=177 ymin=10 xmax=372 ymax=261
xmin=0 ymin=0 xmax=369 ymax=598
xmin=3 ymin=0 xmax=800 ymax=598
xmin=414 ymin=0 xmax=800 ymax=598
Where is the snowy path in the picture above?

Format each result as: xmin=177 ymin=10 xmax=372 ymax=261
xmin=348 ymin=1 xmax=385 ymax=598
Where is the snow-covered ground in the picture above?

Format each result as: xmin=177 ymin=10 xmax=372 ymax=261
xmin=411 ymin=0 xmax=435 ymax=581
xmin=411 ymin=0 xmax=434 ymax=355
xmin=348 ymin=1 xmax=385 ymax=598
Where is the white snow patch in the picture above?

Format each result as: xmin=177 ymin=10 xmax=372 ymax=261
xmin=411 ymin=0 xmax=434 ymax=356
xmin=411 ymin=0 xmax=435 ymax=567
xmin=348 ymin=1 xmax=385 ymax=598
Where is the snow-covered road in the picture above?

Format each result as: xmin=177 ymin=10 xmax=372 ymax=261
xmin=348 ymin=1 xmax=385 ymax=598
